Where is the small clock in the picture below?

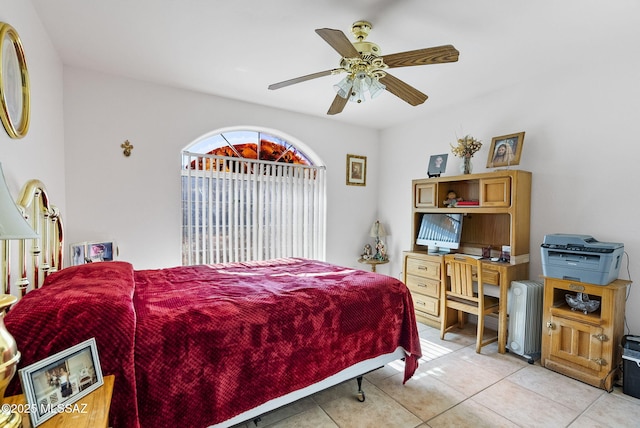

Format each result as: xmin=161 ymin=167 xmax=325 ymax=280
xmin=0 ymin=22 xmax=30 ymax=139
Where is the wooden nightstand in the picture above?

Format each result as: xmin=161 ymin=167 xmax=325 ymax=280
xmin=3 ymin=374 xmax=114 ymax=428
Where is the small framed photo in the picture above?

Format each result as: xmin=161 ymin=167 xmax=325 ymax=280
xmin=70 ymin=242 xmax=87 ymax=266
xmin=346 ymin=154 xmax=366 ymax=186
xmin=19 ymin=338 xmax=104 ymax=427
xmin=486 ymin=132 xmax=525 ymax=168
xmin=69 ymin=241 xmax=117 ymax=264
xmin=87 ymin=241 xmax=116 ymax=262
xmin=428 ymin=153 xmax=448 ymax=177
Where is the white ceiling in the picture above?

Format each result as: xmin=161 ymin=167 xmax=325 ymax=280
xmin=30 ymin=0 xmax=639 ymax=130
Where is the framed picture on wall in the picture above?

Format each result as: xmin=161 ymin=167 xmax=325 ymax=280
xmin=346 ymin=154 xmax=366 ymax=186
xmin=486 ymin=132 xmax=525 ymax=168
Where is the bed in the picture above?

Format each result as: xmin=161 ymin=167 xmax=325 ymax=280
xmin=3 ymin=180 xmax=422 ymax=428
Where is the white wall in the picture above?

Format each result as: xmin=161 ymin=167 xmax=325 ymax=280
xmin=378 ymin=51 xmax=640 ymax=332
xmin=62 ymin=68 xmax=380 ymax=270
xmin=0 ymin=0 xmax=65 ymax=297
xmin=0 ymin=0 xmax=65 ymax=199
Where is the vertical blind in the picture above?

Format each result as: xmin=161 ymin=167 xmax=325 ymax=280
xmin=182 ymin=152 xmax=326 ymax=265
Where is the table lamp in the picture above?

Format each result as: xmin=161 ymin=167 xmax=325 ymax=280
xmin=369 ymin=220 xmax=388 ymax=261
xmin=0 ymin=164 xmax=38 ymax=428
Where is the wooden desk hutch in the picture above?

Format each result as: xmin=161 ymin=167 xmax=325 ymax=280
xmin=403 ymin=170 xmax=532 ymax=353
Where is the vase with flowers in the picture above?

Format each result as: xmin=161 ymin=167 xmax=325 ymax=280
xmin=450 ymin=135 xmax=482 ymax=174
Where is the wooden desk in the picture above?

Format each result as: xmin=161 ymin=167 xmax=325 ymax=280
xmin=443 ymin=258 xmax=529 ymax=353
xmin=479 ymin=260 xmax=529 ymax=354
xmin=3 ymin=374 xmax=114 ymax=428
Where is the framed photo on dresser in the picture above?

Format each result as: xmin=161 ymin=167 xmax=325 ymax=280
xmin=486 ymin=132 xmax=525 ymax=168
xmin=18 ymin=338 xmax=104 ymax=427
xmin=428 ymin=153 xmax=448 ymax=177
xmin=70 ymin=241 xmax=117 ymax=265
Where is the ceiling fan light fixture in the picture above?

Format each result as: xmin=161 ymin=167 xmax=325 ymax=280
xmin=369 ymin=77 xmax=386 ymax=98
xmin=269 ymin=21 xmax=458 ymax=114
xmin=350 ymin=74 xmax=366 ymax=103
xmin=333 ymin=75 xmax=354 ymax=99
xmin=349 ymin=88 xmax=366 ymax=104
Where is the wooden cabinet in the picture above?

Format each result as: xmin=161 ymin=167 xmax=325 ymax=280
xmin=480 ymin=177 xmax=511 ymax=207
xmin=541 ymin=277 xmax=631 ymax=391
xmin=404 ymin=170 xmax=532 ymax=340
xmin=410 ymin=170 xmax=531 ymax=262
xmin=414 ymin=182 xmax=437 ymax=208
xmin=403 ymin=252 xmax=443 ymax=327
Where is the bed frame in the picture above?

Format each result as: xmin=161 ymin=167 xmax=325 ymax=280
xmin=2 ymin=179 xmax=63 ymax=297
xmin=4 ymin=179 xmax=411 ymax=427
xmin=212 ymin=347 xmax=406 ymax=427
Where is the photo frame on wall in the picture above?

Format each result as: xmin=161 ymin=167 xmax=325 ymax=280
xmin=18 ymin=338 xmax=104 ymax=427
xmin=346 ymin=154 xmax=366 ymax=186
xmin=70 ymin=241 xmax=117 ymax=265
xmin=427 ymin=153 xmax=448 ymax=177
xmin=486 ymin=132 xmax=525 ymax=168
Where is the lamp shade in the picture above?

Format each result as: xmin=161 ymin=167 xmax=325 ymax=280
xmin=333 ymin=76 xmax=353 ymax=99
xmin=0 ymin=164 xmax=38 ymax=239
xmin=369 ymin=220 xmax=387 ymax=238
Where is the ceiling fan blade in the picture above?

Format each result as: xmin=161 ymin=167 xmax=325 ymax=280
xmin=327 ymin=93 xmax=349 ymax=115
xmin=315 ymin=28 xmax=360 ymax=58
xmin=379 ymin=73 xmax=428 ymax=106
xmin=383 ymin=45 xmax=459 ymax=68
xmin=268 ymin=69 xmax=337 ymax=90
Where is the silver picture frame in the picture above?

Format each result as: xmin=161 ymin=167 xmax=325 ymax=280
xmin=18 ymin=338 xmax=103 ymax=427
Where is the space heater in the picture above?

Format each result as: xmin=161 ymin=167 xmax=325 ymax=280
xmin=507 ymin=280 xmax=544 ymax=363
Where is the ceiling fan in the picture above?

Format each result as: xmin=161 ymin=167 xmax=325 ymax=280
xmin=268 ymin=20 xmax=459 ymax=115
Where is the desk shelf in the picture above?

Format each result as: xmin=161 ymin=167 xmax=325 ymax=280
xmin=411 ymin=170 xmax=531 ymax=260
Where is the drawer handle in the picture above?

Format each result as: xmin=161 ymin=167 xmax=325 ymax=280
xmin=593 ymin=333 xmax=608 ymax=342
xmin=569 ymin=283 xmax=585 ymax=292
xmin=417 ymin=282 xmax=427 ymax=288
xmin=417 ymin=266 xmax=428 ymax=271
xmin=415 ymin=300 xmax=426 ymax=306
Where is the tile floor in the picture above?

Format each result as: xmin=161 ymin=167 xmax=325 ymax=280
xmin=234 ymin=322 xmax=640 ymax=428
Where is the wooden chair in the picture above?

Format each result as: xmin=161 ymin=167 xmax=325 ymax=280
xmin=440 ymin=254 xmax=500 ymax=353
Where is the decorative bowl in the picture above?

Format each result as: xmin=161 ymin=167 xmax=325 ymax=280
xmin=565 ymin=292 xmax=600 ymax=314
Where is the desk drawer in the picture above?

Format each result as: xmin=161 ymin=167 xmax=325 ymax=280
xmin=446 ymin=266 xmax=500 ymax=285
xmin=410 ymin=292 xmax=439 ymax=317
xmin=406 ymin=257 xmax=441 ymax=280
xmin=479 ymin=268 xmax=500 ymax=285
xmin=406 ymin=274 xmax=439 ymax=298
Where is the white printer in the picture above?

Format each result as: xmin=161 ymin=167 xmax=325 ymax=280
xmin=541 ymin=234 xmax=624 ymax=285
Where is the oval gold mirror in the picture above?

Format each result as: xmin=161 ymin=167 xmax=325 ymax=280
xmin=0 ymin=22 xmax=30 ymax=139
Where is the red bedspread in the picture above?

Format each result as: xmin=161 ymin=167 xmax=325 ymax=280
xmin=6 ymin=258 xmax=421 ymax=428
xmin=5 ymin=262 xmax=140 ymax=428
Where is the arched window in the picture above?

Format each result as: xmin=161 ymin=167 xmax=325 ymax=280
xmin=181 ymin=127 xmax=326 ymax=265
